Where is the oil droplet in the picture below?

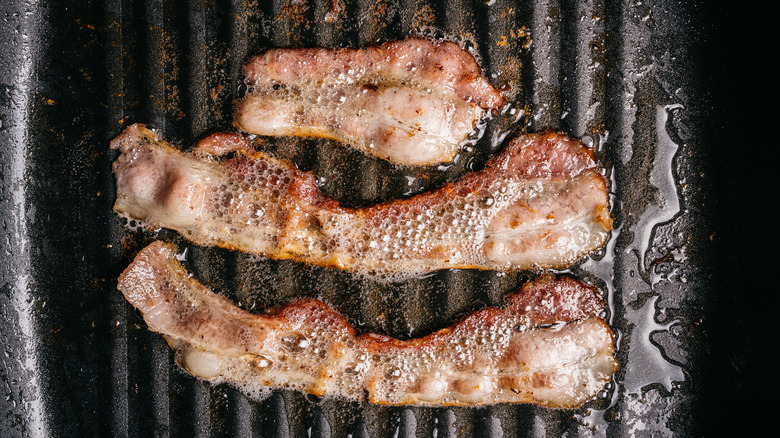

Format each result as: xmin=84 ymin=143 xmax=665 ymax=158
xmin=478 ymin=195 xmax=495 ymax=209
xmin=246 ymin=354 xmax=272 ymax=369
xmin=344 ymin=363 xmax=362 ymax=375
xmin=385 ymin=365 xmax=402 ymax=379
xmin=281 ymin=332 xmax=310 ymax=353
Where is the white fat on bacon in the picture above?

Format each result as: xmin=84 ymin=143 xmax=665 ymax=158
xmin=234 ymin=38 xmax=504 ymax=166
xmin=111 ymin=124 xmax=611 ymax=276
xmin=118 ymin=241 xmax=619 ymax=407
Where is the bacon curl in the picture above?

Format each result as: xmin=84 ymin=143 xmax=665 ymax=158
xmin=118 ymin=241 xmax=618 ymax=407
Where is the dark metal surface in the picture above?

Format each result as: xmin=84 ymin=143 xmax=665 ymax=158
xmin=0 ymin=1 xmax=764 ymax=437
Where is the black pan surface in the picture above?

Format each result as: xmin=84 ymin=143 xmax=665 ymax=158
xmin=0 ymin=1 xmax=766 ymax=437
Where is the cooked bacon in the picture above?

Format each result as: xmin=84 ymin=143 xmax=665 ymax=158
xmin=118 ymin=241 xmax=618 ymax=407
xmin=234 ymin=38 xmax=504 ymax=165
xmin=112 ymin=124 xmax=611 ymax=275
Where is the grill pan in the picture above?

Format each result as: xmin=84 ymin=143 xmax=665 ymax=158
xmin=0 ymin=1 xmax=764 ymax=437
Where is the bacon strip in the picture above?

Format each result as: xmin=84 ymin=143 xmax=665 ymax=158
xmin=112 ymin=124 xmax=611 ymax=275
xmin=118 ymin=241 xmax=619 ymax=407
xmin=234 ymin=38 xmax=504 ymax=165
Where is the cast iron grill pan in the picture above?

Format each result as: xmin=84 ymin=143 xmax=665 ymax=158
xmin=0 ymin=0 xmax=731 ymax=436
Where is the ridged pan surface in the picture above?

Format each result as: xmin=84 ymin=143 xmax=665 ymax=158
xmin=1 ymin=0 xmax=725 ymax=437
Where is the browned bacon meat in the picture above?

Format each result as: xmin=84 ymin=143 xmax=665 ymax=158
xmin=234 ymin=38 xmax=504 ymax=165
xmin=118 ymin=241 xmax=619 ymax=407
xmin=112 ymin=124 xmax=611 ymax=276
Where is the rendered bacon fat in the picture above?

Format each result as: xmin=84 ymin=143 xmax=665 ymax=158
xmin=112 ymin=124 xmax=611 ymax=275
xmin=234 ymin=38 xmax=504 ymax=165
xmin=118 ymin=241 xmax=619 ymax=407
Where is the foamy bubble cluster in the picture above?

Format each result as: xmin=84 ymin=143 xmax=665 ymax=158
xmin=181 ymin=154 xmax=606 ymax=279
xmin=238 ymin=77 xmax=482 ymax=165
xmin=176 ymin=302 xmax=365 ymax=401
xmin=113 ymin=126 xmax=610 ymax=278
xmin=117 ymin=242 xmax=618 ymax=407
xmin=174 ymin=303 xmax=615 ymax=406
xmin=233 ymin=38 xmax=503 ymax=166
